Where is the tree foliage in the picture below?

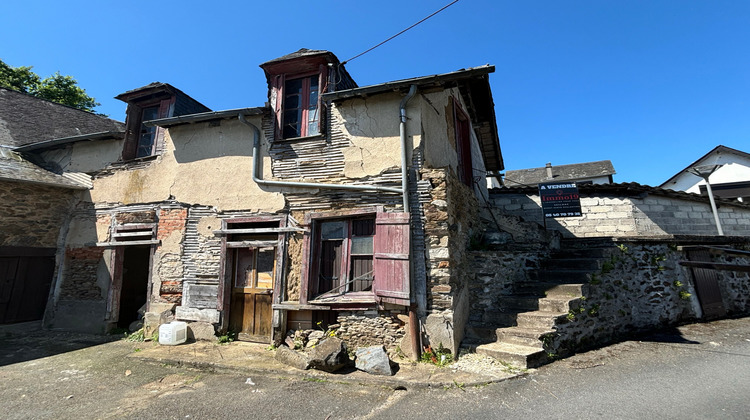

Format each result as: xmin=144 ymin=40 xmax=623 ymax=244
xmin=0 ymin=59 xmax=101 ymax=113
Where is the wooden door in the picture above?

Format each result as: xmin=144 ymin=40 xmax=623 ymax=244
xmin=229 ymin=247 xmax=275 ymax=342
xmin=0 ymin=254 xmax=55 ymax=324
xmin=686 ymin=249 xmax=726 ymax=319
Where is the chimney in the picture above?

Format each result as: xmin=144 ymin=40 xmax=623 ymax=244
xmin=545 ymin=162 xmax=553 ymax=179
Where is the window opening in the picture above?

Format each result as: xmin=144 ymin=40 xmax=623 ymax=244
xmin=137 ymin=106 xmax=159 ymax=158
xmin=313 ymin=217 xmax=374 ymax=299
xmin=283 ymin=75 xmax=320 ymax=138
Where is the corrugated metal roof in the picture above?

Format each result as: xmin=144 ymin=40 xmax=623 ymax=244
xmin=0 ymin=147 xmax=89 ymax=189
xmin=505 ymin=160 xmax=615 ymax=187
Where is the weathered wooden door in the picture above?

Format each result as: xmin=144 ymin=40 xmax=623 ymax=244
xmin=686 ymin=249 xmax=726 ymax=319
xmin=0 ymin=254 xmax=55 ymax=324
xmin=229 ymin=246 xmax=276 ymax=342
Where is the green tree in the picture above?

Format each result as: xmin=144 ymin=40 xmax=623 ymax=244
xmin=0 ymin=59 xmax=100 ymax=113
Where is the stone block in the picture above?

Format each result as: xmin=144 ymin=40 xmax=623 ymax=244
xmin=275 ymin=345 xmax=310 ymax=370
xmin=355 ymin=345 xmax=394 ymax=376
xmin=308 ymin=337 xmax=351 ymax=372
xmin=187 ymin=321 xmax=216 ymax=341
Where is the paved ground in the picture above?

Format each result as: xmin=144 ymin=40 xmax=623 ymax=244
xmin=0 ymin=317 xmax=748 ymax=419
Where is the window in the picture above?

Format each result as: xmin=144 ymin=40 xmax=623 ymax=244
xmin=302 ymin=211 xmax=410 ymax=306
xmin=282 ymin=75 xmax=320 ymax=139
xmin=313 ymin=218 xmax=375 ymax=298
xmin=232 ymin=244 xmax=276 ymax=290
xmin=137 ymin=106 xmax=159 ymax=158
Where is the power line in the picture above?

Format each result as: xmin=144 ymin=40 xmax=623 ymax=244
xmin=341 ymin=0 xmax=461 ymax=65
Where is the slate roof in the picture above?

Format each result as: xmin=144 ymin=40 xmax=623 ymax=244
xmin=0 ymin=87 xmax=124 ymax=148
xmin=660 ymin=145 xmax=750 ymax=188
xmin=505 ymin=160 xmax=615 ymax=187
xmin=0 ymin=147 xmax=88 ymax=189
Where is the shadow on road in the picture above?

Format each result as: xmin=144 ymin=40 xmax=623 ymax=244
xmin=0 ymin=322 xmax=120 ymax=367
xmin=637 ymin=327 xmax=701 ymax=345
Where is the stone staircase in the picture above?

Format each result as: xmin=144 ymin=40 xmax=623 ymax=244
xmin=466 ymin=243 xmax=610 ymax=368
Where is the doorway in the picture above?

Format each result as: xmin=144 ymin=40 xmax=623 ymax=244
xmin=228 ymin=243 xmax=276 ymax=342
xmin=117 ymin=245 xmax=151 ymax=329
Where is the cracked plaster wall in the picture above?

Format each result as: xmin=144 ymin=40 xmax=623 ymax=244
xmin=65 ymin=117 xmax=285 ymax=212
xmin=335 ymin=93 xmax=421 ymax=179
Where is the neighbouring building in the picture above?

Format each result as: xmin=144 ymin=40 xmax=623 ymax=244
xmin=0 ymin=87 xmax=124 ymax=325
xmin=661 ymin=145 xmax=750 ymax=202
xmin=503 ymin=160 xmax=615 ymax=188
xmin=6 ymin=49 xmax=504 ymax=357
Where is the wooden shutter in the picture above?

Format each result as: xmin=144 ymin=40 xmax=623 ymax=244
xmin=121 ymin=104 xmax=142 ymax=160
xmin=272 ymin=74 xmax=285 ymax=140
xmin=373 ymin=212 xmax=411 ymax=306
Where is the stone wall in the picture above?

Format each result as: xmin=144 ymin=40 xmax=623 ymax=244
xmin=335 ymin=310 xmax=405 ymax=352
xmin=0 ymin=181 xmax=76 ymax=248
xmin=713 ymin=251 xmax=750 ymax=315
xmin=490 ymin=191 xmax=750 ymax=238
xmin=422 ymin=168 xmax=481 ymax=354
xmin=545 ymin=242 xmax=700 ymax=356
xmin=61 ymin=246 xmax=106 ymax=300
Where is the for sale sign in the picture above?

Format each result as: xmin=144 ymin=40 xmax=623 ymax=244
xmin=539 ymin=182 xmax=582 ymax=218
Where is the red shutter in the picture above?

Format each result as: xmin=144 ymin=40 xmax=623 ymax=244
xmin=373 ymin=212 xmax=411 ymax=306
xmin=272 ymin=74 xmax=285 ymax=140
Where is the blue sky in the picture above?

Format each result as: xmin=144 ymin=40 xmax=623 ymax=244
xmin=2 ymin=0 xmax=748 ymax=186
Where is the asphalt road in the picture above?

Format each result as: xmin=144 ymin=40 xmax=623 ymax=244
xmin=0 ymin=317 xmax=748 ymax=419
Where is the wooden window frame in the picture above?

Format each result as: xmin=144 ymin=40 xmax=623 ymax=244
xmin=300 ymin=208 xmax=411 ymax=307
xmin=271 ymin=67 xmax=327 ymax=141
xmin=121 ymin=96 xmax=174 ymax=161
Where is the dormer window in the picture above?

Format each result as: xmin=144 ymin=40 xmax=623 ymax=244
xmin=260 ymin=49 xmax=358 ymax=142
xmin=283 ymin=75 xmax=320 ymax=138
xmin=115 ymin=83 xmax=211 ymax=161
xmin=137 ymin=105 xmax=160 ymax=158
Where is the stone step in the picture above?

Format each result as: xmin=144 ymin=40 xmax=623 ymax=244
xmin=542 ymin=258 xmax=602 ymax=271
xmin=475 ymin=341 xmax=549 ymax=368
xmin=495 ymin=326 xmax=554 ymax=348
xmin=515 ymin=310 xmax=569 ymax=329
xmin=497 ymin=296 xmax=540 ymax=312
xmin=479 ymin=310 xmax=519 ymax=327
xmin=515 ymin=282 xmax=586 ymax=298
xmin=528 ymin=269 xmax=592 ymax=283
xmin=538 ymin=296 xmax=583 ymax=312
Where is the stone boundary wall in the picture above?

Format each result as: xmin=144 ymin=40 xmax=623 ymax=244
xmin=490 ymin=192 xmax=750 ymax=238
xmin=548 ymin=242 xmax=700 ymax=355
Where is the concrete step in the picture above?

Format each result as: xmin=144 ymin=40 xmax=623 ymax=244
xmin=515 ymin=310 xmax=569 ymax=329
xmin=480 ymin=310 xmax=519 ymax=327
xmin=515 ymin=282 xmax=586 ymax=298
xmin=463 ymin=326 xmax=497 ymax=343
xmin=495 ymin=326 xmax=553 ymax=348
xmin=475 ymin=341 xmax=549 ymax=368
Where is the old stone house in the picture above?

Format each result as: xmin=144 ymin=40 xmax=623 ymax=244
xmin=0 ymin=87 xmax=124 ymax=325
xmin=6 ymin=49 xmax=503 ymax=357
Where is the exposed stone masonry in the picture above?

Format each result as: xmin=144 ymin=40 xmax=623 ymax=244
xmin=335 ymin=311 xmax=405 ymax=352
xmin=0 ymin=182 xmax=75 ymax=248
xmin=61 ymin=247 xmax=105 ymax=300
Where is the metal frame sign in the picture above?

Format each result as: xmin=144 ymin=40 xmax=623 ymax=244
xmin=539 ymin=182 xmax=582 ymax=218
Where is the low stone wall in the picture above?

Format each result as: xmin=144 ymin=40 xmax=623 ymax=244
xmin=549 ymin=243 xmax=698 ymax=354
xmin=714 ymin=252 xmax=750 ymax=315
xmin=490 ymin=189 xmax=750 ymax=238
xmin=334 ymin=310 xmax=405 ymax=352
